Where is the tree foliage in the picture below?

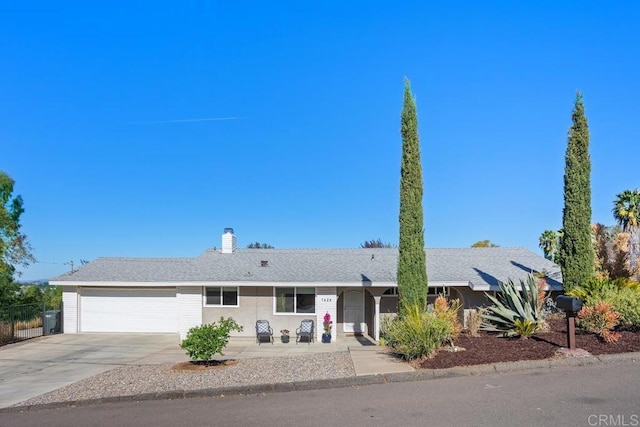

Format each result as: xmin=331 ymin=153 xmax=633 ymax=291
xmin=539 ymin=229 xmax=561 ymax=262
xmin=558 ymin=92 xmax=594 ymax=290
xmin=0 ymin=171 xmax=35 ymax=305
xmin=471 ymin=240 xmax=499 ymax=248
xmin=612 ymin=189 xmax=640 ymax=278
xmin=397 ymin=79 xmax=427 ymax=313
xmin=360 ymin=238 xmax=393 ymax=248
xmin=246 ymin=242 xmax=274 ymax=249
xmin=592 ymin=223 xmax=631 ymax=280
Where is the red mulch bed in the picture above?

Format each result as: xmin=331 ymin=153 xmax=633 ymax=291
xmin=417 ymin=317 xmax=640 ymax=369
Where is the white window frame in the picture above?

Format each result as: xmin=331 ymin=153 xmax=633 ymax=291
xmin=204 ymin=286 xmax=239 ymax=307
xmin=273 ymin=287 xmax=316 ymax=315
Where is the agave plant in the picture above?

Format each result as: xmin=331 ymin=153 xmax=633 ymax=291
xmin=480 ymin=275 xmax=547 ymax=337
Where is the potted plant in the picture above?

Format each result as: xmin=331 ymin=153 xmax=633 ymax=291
xmin=322 ymin=312 xmax=333 ymax=343
xmin=280 ymin=329 xmax=290 ymax=343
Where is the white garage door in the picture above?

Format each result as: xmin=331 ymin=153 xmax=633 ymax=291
xmin=80 ymin=288 xmax=178 ymax=333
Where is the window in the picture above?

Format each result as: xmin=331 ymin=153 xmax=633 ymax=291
xmin=205 ymin=287 xmax=238 ymax=306
xmin=383 ymin=287 xmax=449 ymax=296
xmin=275 ymin=287 xmax=315 ymax=313
xmin=428 ymin=286 xmax=449 ymax=297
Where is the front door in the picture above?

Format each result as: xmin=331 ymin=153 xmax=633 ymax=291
xmin=343 ymin=290 xmax=365 ymax=333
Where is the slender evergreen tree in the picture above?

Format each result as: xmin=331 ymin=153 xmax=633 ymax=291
xmin=397 ymin=78 xmax=427 ymax=313
xmin=558 ymin=92 xmax=594 ymax=290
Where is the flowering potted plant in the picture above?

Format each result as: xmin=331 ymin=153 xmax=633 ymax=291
xmin=280 ymin=329 xmax=290 ymax=343
xmin=322 ymin=312 xmax=333 ymax=343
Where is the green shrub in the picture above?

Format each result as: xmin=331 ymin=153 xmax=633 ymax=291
xmin=480 ymin=275 xmax=547 ymax=337
xmin=566 ymin=277 xmax=612 ymax=301
xmin=180 ymin=317 xmax=243 ymax=362
xmin=600 ymin=287 xmax=640 ymax=330
xmin=513 ymin=319 xmax=538 ymax=338
xmin=567 ymin=277 xmax=640 ymax=330
xmin=382 ymin=303 xmax=458 ymax=360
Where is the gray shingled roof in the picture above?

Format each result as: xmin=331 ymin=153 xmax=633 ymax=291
xmin=51 ymin=247 xmax=562 ymax=289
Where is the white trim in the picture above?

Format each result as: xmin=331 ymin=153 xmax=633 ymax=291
xmin=52 ymin=281 xmax=198 ymax=287
xmin=428 ymin=281 xmax=471 ymax=288
xmin=53 ymin=279 xmax=554 ymax=292
xmin=51 ymin=280 xmax=400 ymax=288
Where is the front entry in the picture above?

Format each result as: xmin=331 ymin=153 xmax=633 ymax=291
xmin=343 ymin=290 xmax=365 ymax=334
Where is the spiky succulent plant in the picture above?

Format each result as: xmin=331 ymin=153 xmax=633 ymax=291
xmin=480 ymin=275 xmax=547 ymax=337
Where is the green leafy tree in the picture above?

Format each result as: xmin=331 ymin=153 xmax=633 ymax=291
xmin=18 ymin=285 xmax=43 ymax=306
xmin=43 ymin=285 xmax=63 ymax=309
xmin=471 ymin=240 xmax=499 ymax=248
xmin=0 ymin=274 xmax=18 ymax=307
xmin=0 ymin=171 xmax=35 ymax=306
xmin=612 ymin=189 xmax=640 ymax=278
xmin=558 ymin=92 xmax=594 ymax=290
xmin=246 ymin=242 xmax=274 ymax=249
xmin=360 ymin=238 xmax=393 ymax=248
xmin=397 ymin=78 xmax=427 ymax=313
xmin=539 ymin=229 xmax=560 ymax=262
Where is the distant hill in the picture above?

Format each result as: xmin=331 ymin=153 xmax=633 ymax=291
xmin=17 ymin=279 xmax=50 ymax=286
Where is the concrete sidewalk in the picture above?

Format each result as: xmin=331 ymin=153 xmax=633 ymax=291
xmin=218 ymin=334 xmax=414 ymax=376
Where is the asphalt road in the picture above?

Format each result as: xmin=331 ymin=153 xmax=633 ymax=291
xmin=2 ymin=360 xmax=639 ymax=427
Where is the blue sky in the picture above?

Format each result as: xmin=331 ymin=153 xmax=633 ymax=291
xmin=2 ymin=2 xmax=639 ymax=281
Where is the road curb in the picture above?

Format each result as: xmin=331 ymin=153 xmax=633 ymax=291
xmin=2 ymin=351 xmax=638 ymax=413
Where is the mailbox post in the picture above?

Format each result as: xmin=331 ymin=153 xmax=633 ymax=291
xmin=556 ymin=295 xmax=583 ymax=350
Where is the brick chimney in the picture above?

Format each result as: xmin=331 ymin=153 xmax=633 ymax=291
xmin=221 ymin=228 xmax=237 ymax=254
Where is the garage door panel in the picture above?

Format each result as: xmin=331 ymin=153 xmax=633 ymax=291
xmin=81 ymin=288 xmax=177 ymax=333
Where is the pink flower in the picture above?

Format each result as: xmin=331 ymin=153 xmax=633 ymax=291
xmin=323 ymin=312 xmax=332 ymax=334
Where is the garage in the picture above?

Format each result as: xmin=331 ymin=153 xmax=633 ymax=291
xmin=80 ymin=287 xmax=178 ymax=333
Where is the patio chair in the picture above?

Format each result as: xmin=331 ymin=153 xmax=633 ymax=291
xmin=296 ymin=319 xmax=314 ymax=344
xmin=256 ymin=319 xmax=273 ymax=345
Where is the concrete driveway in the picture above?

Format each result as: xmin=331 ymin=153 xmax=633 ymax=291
xmin=0 ymin=333 xmax=185 ymax=408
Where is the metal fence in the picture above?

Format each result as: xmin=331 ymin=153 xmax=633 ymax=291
xmin=0 ymin=302 xmax=63 ymax=346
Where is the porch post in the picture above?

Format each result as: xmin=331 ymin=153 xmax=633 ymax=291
xmin=374 ymin=295 xmax=381 ymax=341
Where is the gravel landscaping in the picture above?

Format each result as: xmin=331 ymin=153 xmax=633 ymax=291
xmin=16 ymin=352 xmax=355 ymax=407
xmin=12 ymin=318 xmax=640 ymax=408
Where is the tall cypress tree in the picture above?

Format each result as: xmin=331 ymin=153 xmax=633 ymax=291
xmin=397 ymin=78 xmax=427 ymax=313
xmin=558 ymin=91 xmax=594 ymax=290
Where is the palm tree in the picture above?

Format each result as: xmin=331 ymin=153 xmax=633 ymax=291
xmin=612 ymin=189 xmax=640 ymax=277
xmin=539 ymin=229 xmax=559 ymax=262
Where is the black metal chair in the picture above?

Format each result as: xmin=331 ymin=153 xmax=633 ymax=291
xmin=256 ymin=319 xmax=273 ymax=345
xmin=296 ymin=319 xmax=314 ymax=344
